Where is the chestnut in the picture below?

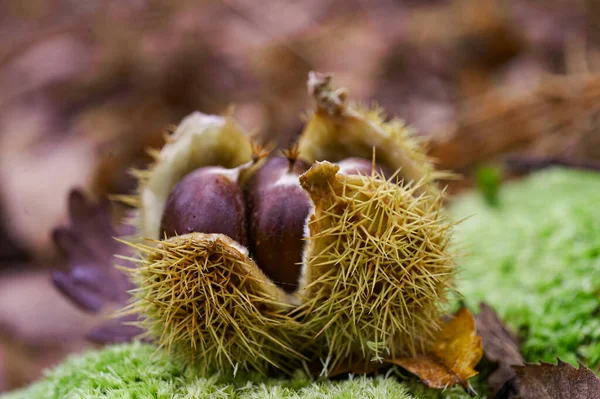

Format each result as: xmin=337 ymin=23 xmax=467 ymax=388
xmin=160 ymin=166 xmax=247 ymax=246
xmin=245 ymin=147 xmax=311 ymax=292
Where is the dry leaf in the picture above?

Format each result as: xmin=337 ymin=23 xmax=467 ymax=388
xmin=51 ymin=190 xmax=132 ymax=312
xmin=475 ymin=302 xmax=524 ymax=396
xmin=386 ymin=307 xmax=483 ymax=395
xmin=514 ymin=360 xmax=600 ymax=399
xmin=50 ymin=189 xmax=141 ymax=343
xmin=86 ymin=312 xmax=144 ymax=344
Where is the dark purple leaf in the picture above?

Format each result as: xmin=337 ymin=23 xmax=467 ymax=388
xmin=51 ymin=189 xmax=142 ymax=342
xmin=87 ymin=312 xmax=146 ymax=344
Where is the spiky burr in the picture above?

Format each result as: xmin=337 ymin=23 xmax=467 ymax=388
xmin=297 ymin=72 xmax=444 ymax=196
xmin=119 ymin=233 xmax=304 ymax=374
xmin=298 ymin=161 xmax=455 ymax=371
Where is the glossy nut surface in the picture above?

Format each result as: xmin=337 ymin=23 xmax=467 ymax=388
xmin=246 ymin=156 xmax=310 ymax=292
xmin=160 ymin=167 xmax=247 ymax=245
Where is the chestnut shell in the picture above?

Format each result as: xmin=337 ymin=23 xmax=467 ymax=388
xmin=245 ymin=157 xmax=311 ymax=292
xmin=160 ymin=167 xmax=247 ymax=245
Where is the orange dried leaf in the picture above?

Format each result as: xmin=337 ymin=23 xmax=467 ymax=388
xmin=386 ymin=307 xmax=483 ymax=395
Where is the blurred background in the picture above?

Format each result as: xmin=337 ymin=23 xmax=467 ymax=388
xmin=1 ymin=0 xmax=600 ymax=392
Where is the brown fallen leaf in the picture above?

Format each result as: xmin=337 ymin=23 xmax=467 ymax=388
xmin=514 ymin=360 xmax=600 ymax=399
xmin=386 ymin=307 xmax=483 ymax=396
xmin=475 ymin=302 xmax=524 ymax=396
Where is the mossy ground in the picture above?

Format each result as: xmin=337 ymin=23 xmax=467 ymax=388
xmin=452 ymin=168 xmax=600 ymax=368
xmin=2 ymin=342 xmax=479 ymax=399
xmin=3 ymin=167 xmax=599 ymax=398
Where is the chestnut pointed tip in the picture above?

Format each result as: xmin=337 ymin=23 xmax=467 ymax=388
xmin=250 ymin=141 xmax=273 ymax=163
xmin=281 ymin=143 xmax=301 ymax=172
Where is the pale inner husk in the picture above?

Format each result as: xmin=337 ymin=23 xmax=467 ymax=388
xmin=139 ymin=112 xmax=252 ymax=239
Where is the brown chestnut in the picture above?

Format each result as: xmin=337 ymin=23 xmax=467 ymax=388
xmin=245 ymin=147 xmax=311 ymax=293
xmin=160 ymin=166 xmax=247 ymax=246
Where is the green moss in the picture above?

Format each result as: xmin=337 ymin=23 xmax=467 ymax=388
xmin=2 ymin=342 xmax=481 ymax=399
xmin=452 ymin=168 xmax=600 ymax=368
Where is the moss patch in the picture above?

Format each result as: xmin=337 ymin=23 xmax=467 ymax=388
xmin=452 ymin=168 xmax=600 ymax=368
xmin=2 ymin=342 xmax=481 ymax=399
